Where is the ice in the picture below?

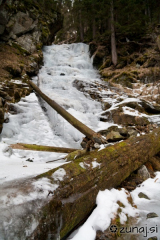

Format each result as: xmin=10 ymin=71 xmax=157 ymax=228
xmin=38 ymin=43 xmax=106 ymax=146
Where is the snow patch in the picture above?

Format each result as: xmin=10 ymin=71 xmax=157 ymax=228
xmin=52 ymin=168 xmax=66 ymax=181
xmin=71 ymin=188 xmax=138 ymax=240
xmin=92 ymin=161 xmax=100 ymax=168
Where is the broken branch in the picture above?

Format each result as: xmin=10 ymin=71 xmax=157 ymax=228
xmin=10 ymin=143 xmax=78 ymax=153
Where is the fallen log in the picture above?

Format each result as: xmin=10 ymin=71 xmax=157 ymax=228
xmin=2 ymin=128 xmax=160 ymax=240
xmin=28 ymin=80 xmax=106 ymax=144
xmin=10 ymin=143 xmax=78 ymax=153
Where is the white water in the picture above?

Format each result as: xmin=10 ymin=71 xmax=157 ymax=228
xmin=37 ymin=43 xmax=108 ymax=148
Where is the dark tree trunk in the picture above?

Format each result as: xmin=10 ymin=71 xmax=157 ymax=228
xmin=110 ymin=0 xmax=117 ymax=66
xmin=79 ymin=9 xmax=84 ymax=42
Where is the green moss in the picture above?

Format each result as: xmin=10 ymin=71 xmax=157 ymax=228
xmin=36 ymin=42 xmax=43 ymax=50
xmin=12 ymin=42 xmax=30 ymax=56
xmin=118 ymin=141 xmax=128 ymax=147
xmin=112 ymin=72 xmax=136 ymax=88
xmin=41 ymin=26 xmax=50 ymax=40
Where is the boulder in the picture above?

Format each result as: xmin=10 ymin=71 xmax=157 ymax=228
xmin=112 ymin=111 xmax=149 ymax=126
xmin=106 ymin=130 xmax=124 ymax=142
xmin=16 ymin=34 xmax=37 ymax=53
xmin=137 ymin=165 xmax=150 ymax=181
xmin=7 ymin=12 xmax=35 ymax=36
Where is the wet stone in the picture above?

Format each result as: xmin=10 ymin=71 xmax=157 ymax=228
xmin=138 ymin=192 xmax=150 ymax=200
xmin=147 ymin=212 xmax=158 ymax=219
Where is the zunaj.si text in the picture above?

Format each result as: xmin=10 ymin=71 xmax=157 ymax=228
xmin=109 ymin=224 xmax=158 ymax=237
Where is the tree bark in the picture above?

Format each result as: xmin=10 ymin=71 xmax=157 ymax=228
xmin=79 ymin=8 xmax=84 ymax=42
xmin=10 ymin=143 xmax=78 ymax=153
xmin=28 ymin=80 xmax=106 ymax=144
xmin=110 ymin=0 xmax=117 ymax=66
xmin=2 ymin=128 xmax=160 ymax=239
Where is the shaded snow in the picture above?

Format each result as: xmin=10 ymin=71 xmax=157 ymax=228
xmin=69 ymin=189 xmax=138 ymax=240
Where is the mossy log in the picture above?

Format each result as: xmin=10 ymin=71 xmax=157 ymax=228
xmin=10 ymin=143 xmax=78 ymax=153
xmin=4 ymin=127 xmax=160 ymax=240
xmin=28 ymin=80 xmax=106 ymax=144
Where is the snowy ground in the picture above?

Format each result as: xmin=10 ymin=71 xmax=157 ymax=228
xmin=0 ymin=43 xmax=160 ymax=239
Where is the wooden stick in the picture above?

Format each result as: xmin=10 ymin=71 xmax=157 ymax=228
xmin=10 ymin=143 xmax=78 ymax=153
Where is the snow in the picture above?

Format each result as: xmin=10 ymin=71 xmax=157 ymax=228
xmin=52 ymin=168 xmax=66 ymax=181
xmin=1 ymin=42 xmax=160 ymax=239
xmin=0 ymin=93 xmax=69 ymax=184
xmin=92 ymin=161 xmax=100 ymax=168
xmin=69 ymin=173 xmax=160 ymax=240
xmin=70 ymin=189 xmax=138 ymax=240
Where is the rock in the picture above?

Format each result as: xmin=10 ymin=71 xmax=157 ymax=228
xmin=102 ymin=102 xmax=112 ymax=110
xmin=137 ymin=165 xmax=150 ymax=181
xmin=16 ymin=34 xmax=37 ymax=53
xmin=139 ymin=100 xmax=160 ymax=114
xmin=147 ymin=237 xmax=157 ymax=240
xmin=98 ymin=126 xmax=119 ymax=137
xmin=147 ymin=212 xmax=158 ymax=219
xmin=138 ymin=192 xmax=150 ymax=200
xmin=94 ymin=143 xmax=100 ymax=149
xmin=106 ymin=130 xmax=124 ymax=142
xmin=127 ymin=128 xmax=138 ymax=137
xmin=8 ymin=12 xmax=35 ymax=36
xmin=112 ymin=111 xmax=149 ymax=126
xmin=118 ymin=127 xmax=128 ymax=137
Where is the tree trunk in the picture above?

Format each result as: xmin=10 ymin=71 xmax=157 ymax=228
xmin=28 ymin=80 xmax=105 ymax=144
xmin=79 ymin=8 xmax=84 ymax=42
xmin=110 ymin=0 xmax=117 ymax=66
xmin=92 ymin=17 xmax=96 ymax=39
xmin=2 ymin=128 xmax=160 ymax=239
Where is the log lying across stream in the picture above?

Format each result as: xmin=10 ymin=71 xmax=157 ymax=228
xmin=28 ymin=80 xmax=106 ymax=144
xmin=9 ymin=127 xmax=159 ymax=240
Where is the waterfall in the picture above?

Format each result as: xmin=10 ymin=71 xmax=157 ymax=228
xmin=38 ymin=43 xmax=104 ymax=148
